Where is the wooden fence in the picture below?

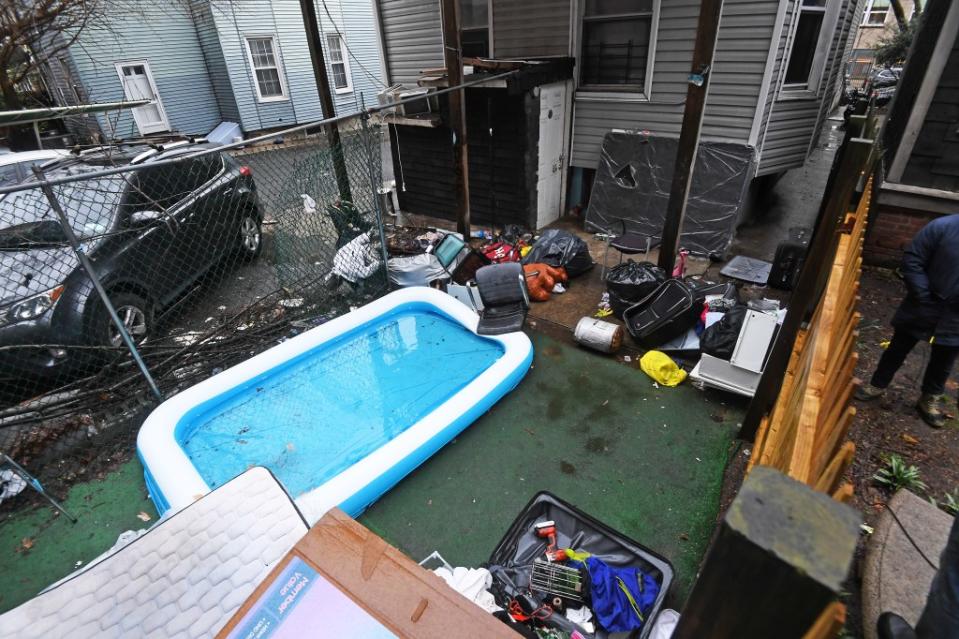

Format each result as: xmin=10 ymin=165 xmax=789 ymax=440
xmin=747 ymin=176 xmax=872 ymax=502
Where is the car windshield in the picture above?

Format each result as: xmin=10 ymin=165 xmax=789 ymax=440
xmin=0 ymin=173 xmax=129 ymax=249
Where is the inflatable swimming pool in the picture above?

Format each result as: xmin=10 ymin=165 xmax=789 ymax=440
xmin=137 ymin=287 xmax=533 ymax=523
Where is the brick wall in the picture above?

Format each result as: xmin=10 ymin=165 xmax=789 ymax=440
xmin=864 ymin=205 xmax=941 ymax=266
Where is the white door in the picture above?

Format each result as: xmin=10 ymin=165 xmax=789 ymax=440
xmin=536 ymin=82 xmax=569 ymax=228
xmin=116 ymin=62 xmax=169 ymax=135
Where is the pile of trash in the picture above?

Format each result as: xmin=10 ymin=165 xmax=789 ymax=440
xmin=422 ymin=492 xmax=679 ymax=639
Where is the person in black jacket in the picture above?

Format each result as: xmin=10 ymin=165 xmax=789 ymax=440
xmin=855 ymin=214 xmax=959 ymax=428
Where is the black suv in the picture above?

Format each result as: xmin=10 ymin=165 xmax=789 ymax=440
xmin=0 ymin=142 xmax=262 ymax=379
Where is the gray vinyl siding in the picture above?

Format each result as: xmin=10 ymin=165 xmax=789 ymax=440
xmin=377 ymin=0 xmax=444 ymax=86
xmin=38 ymin=41 xmax=102 ymax=140
xmin=493 ymin=0 xmax=570 ymax=58
xmin=67 ymin=2 xmax=223 ymax=138
xmin=901 ymin=33 xmax=959 ymax=192
xmin=191 ymin=0 xmax=241 ymax=122
xmin=757 ymin=0 xmax=860 ymax=175
xmin=209 ymin=0 xmax=384 ymax=132
xmin=571 ymin=0 xmax=779 ymax=168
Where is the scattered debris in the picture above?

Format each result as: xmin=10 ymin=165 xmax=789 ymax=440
xmin=136 ymin=511 xmax=152 ymax=522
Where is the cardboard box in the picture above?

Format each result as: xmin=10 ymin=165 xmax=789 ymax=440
xmin=217 ymin=508 xmax=518 ymax=638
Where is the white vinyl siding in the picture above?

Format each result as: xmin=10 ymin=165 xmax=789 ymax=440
xmin=245 ymin=36 xmax=289 ymax=101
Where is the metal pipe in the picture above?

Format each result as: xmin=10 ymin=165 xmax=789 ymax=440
xmin=32 ymin=167 xmax=164 ymax=403
xmin=360 ymin=94 xmax=391 ymax=289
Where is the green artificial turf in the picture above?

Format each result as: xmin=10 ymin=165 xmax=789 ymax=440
xmin=361 ymin=331 xmax=740 ymax=604
xmin=0 ymin=457 xmax=157 ymax=614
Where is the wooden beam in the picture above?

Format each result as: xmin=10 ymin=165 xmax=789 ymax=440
xmin=299 ymin=0 xmax=352 ymax=204
xmin=439 ymin=0 xmax=471 ymax=240
xmin=657 ymin=0 xmax=724 ymax=272
xmin=672 ymin=467 xmax=860 ymax=639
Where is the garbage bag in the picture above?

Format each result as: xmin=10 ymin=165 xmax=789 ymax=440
xmin=522 ymin=229 xmax=594 ymax=277
xmin=606 ymin=260 xmax=665 ymax=298
xmin=640 ymin=350 xmax=687 ymax=387
xmin=699 ymin=305 xmax=748 ymax=360
xmin=606 ymin=261 xmax=665 ymax=317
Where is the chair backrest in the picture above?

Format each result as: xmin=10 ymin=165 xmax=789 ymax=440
xmin=475 ymin=263 xmax=527 ymax=307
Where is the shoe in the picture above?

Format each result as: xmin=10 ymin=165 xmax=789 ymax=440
xmin=877 ymin=612 xmax=917 ymax=639
xmin=917 ymin=393 xmax=946 ymax=428
xmin=855 ymin=383 xmax=886 ymax=401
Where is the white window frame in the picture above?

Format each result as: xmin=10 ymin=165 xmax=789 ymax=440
xmin=780 ymin=0 xmax=842 ymax=98
xmin=575 ymin=0 xmax=661 ymax=100
xmin=458 ymin=0 xmax=493 ymax=58
xmin=244 ymin=35 xmax=289 ymax=103
xmin=861 ymin=0 xmax=890 ymax=26
xmin=325 ymin=33 xmax=353 ymax=94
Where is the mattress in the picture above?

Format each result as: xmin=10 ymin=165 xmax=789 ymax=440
xmin=0 ymin=467 xmax=307 ymax=638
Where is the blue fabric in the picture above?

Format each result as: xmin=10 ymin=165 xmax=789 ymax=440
xmin=891 ymin=214 xmax=959 ymax=345
xmin=570 ymin=556 xmax=659 ymax=633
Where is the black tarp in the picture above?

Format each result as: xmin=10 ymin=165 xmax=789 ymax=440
xmin=584 ymin=132 xmax=754 ymax=258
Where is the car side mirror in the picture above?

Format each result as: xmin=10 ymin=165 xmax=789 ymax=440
xmin=129 ymin=209 xmax=163 ymax=226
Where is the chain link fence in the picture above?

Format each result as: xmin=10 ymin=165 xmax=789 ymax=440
xmin=0 ymin=115 xmax=390 ymax=493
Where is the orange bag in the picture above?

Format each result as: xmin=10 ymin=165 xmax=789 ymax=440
xmin=523 ymin=263 xmax=565 ymax=302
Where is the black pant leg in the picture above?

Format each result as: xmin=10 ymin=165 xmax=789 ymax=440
xmin=920 ymin=343 xmax=959 ymax=395
xmin=871 ymin=330 xmax=920 ymax=389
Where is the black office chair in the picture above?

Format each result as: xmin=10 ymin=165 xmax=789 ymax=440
xmin=602 ymin=220 xmax=661 ymax=278
xmin=474 ymin=263 xmax=530 ymax=336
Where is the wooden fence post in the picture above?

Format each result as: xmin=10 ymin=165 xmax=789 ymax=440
xmin=671 ymin=466 xmax=860 ymax=639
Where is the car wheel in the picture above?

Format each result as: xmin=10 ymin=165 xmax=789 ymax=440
xmin=94 ymin=292 xmax=152 ymax=348
xmin=237 ymin=212 xmax=262 ymax=261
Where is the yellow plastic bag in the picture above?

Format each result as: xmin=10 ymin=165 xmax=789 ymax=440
xmin=639 ymin=350 xmax=687 ymax=387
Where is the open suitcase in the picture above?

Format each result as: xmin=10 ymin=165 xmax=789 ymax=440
xmin=623 ymin=279 xmax=699 ymax=347
xmin=487 ymin=491 xmax=674 ymax=639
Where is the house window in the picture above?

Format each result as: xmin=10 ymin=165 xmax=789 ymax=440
xmin=245 ymin=36 xmax=288 ymax=101
xmin=57 ymin=57 xmax=82 ymax=104
xmin=862 ymin=0 xmax=890 ymax=25
xmin=326 ymin=34 xmax=352 ymax=93
xmin=459 ymin=0 xmax=490 ymax=58
xmin=784 ymin=0 xmax=828 ymax=88
xmin=581 ymin=0 xmax=655 ymax=91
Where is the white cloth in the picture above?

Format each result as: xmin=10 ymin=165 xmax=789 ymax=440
xmin=566 ymin=605 xmax=595 ymax=634
xmin=0 ymin=469 xmax=26 ymax=504
xmin=650 ymin=608 xmax=680 ymax=639
xmin=332 ymin=233 xmax=381 ymax=283
xmin=433 ymin=566 xmax=502 ymax=613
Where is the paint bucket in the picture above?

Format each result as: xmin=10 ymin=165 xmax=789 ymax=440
xmin=573 ymin=317 xmax=624 ymax=354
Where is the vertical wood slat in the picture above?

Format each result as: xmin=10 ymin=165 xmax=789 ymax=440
xmin=803 ymin=602 xmax=847 ymax=639
xmin=748 ymin=177 xmax=873 ymax=493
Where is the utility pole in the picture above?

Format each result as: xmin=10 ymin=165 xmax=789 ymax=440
xmin=299 ymin=0 xmax=353 ymax=205
xmin=657 ymin=0 xmax=724 ymax=273
xmin=439 ymin=0 xmax=471 ymax=240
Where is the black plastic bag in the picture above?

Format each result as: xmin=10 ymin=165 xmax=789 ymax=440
xmin=700 ymin=305 xmax=748 ymax=360
xmin=522 ymin=229 xmax=594 ymax=277
xmin=606 ymin=260 xmax=665 ymax=300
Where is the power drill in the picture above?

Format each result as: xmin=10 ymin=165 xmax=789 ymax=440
xmin=534 ymin=520 xmax=568 ymax=561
